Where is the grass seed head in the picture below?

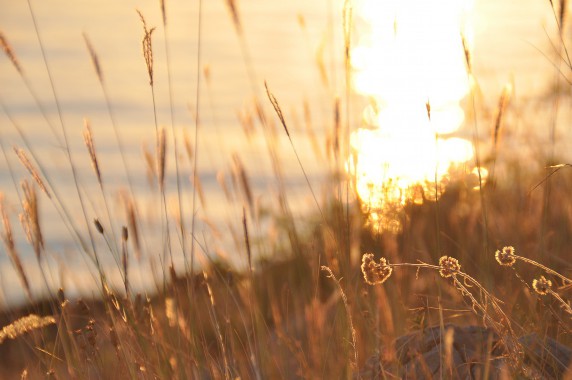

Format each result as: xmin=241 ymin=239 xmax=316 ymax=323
xmin=1 ymin=195 xmax=31 ymax=297
xmin=225 ymin=0 xmax=242 ymax=33
xmin=93 ymin=218 xmax=104 ymax=234
xmin=121 ymin=192 xmax=141 ymax=260
xmin=0 ymin=314 xmax=56 ymax=344
xmin=0 ymin=31 xmax=22 ymax=74
xmin=136 ymin=10 xmax=155 ymax=86
xmin=20 ymin=181 xmax=44 ymax=259
xmin=83 ymin=119 xmax=102 ymax=184
xmin=14 ymin=147 xmax=51 ymax=198
xmin=82 ymin=33 xmax=102 ymax=82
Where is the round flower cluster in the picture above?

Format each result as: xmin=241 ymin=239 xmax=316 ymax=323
xmin=361 ymin=253 xmax=393 ymax=285
xmin=532 ymin=276 xmax=552 ymax=296
xmin=495 ymin=246 xmax=516 ymax=267
xmin=438 ymin=256 xmax=461 ymax=278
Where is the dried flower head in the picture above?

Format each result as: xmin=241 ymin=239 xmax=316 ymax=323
xmin=438 ymin=256 xmax=461 ymax=278
xmin=495 ymin=246 xmax=516 ymax=267
xmin=361 ymin=253 xmax=393 ymax=285
xmin=532 ymin=276 xmax=552 ymax=296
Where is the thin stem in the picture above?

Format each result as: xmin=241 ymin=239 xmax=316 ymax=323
xmin=26 ymin=0 xmax=106 ymax=289
xmin=161 ymin=3 xmax=187 ymax=263
xmin=515 ymin=255 xmax=572 ymax=285
xmin=190 ymin=0 xmax=203 ymax=281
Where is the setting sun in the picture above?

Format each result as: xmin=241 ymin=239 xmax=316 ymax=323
xmin=349 ymin=0 xmax=476 ymax=232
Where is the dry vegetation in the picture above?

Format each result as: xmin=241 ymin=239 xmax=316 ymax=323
xmin=1 ymin=0 xmax=572 ymax=379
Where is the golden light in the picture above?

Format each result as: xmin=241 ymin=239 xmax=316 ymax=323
xmin=349 ymin=0 xmax=476 ymax=232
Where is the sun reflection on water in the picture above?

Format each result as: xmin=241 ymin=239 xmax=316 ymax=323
xmin=349 ymin=0 xmax=478 ymax=233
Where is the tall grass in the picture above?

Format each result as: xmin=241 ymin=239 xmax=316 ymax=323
xmin=0 ymin=0 xmax=571 ymax=379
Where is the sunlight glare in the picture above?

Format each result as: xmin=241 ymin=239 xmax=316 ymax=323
xmin=349 ymin=0 xmax=476 ymax=233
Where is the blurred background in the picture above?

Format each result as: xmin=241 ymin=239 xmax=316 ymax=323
xmin=0 ymin=0 xmax=569 ymax=307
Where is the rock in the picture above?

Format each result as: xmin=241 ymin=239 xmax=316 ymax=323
xmin=359 ymin=324 xmax=571 ymax=379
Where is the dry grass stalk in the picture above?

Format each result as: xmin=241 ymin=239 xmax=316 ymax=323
xmin=237 ymin=106 xmax=255 ymax=139
xmin=316 ymin=38 xmax=329 ymax=86
xmin=189 ymin=173 xmax=206 ymax=209
xmin=461 ymin=34 xmax=472 ymax=73
xmin=20 ymin=180 xmax=44 ymax=260
xmin=333 ymin=98 xmax=340 ymax=160
xmin=122 ymin=192 xmax=141 ymax=260
xmin=158 ymin=127 xmax=167 ymax=189
xmin=165 ymin=297 xmax=176 ymax=327
xmin=83 ymin=119 xmax=102 ymax=185
xmin=136 ymin=10 xmax=156 ymax=86
xmin=93 ymin=218 xmax=104 ymax=234
xmin=321 ymin=265 xmax=359 ymax=371
xmin=362 ymin=254 xmax=517 ymax=345
xmin=303 ymin=100 xmax=322 ymax=161
xmin=496 ymin=246 xmax=572 ymax=316
xmin=254 ymin=98 xmax=273 ymax=135
xmin=242 ymin=207 xmax=252 ymax=272
xmin=232 ymin=154 xmax=253 ymax=211
xmin=142 ymin=143 xmax=157 ymax=186
xmin=183 ymin=131 xmax=194 ymax=161
xmin=265 ymin=82 xmax=289 ymax=137
xmin=560 ymin=0 xmax=567 ymax=32
xmin=82 ymin=33 xmax=103 ymax=83
xmin=0 ymin=314 xmax=56 ymax=344
xmin=0 ymin=195 xmax=16 ymax=256
xmin=13 ymin=147 xmax=50 ymax=198
xmin=342 ymin=0 xmax=352 ymax=68
xmin=216 ymin=170 xmax=232 ymax=202
xmin=225 ymin=0 xmax=242 ymax=33
xmin=57 ymin=288 xmax=65 ymax=307
xmin=494 ymin=246 xmax=572 ymax=287
xmin=0 ymin=195 xmax=31 ymax=297
xmin=202 ymin=271 xmax=231 ymax=376
xmin=493 ymin=84 xmax=511 ymax=148
xmin=160 ymin=0 xmax=167 ymax=26
xmin=547 ymin=289 xmax=572 ymax=316
xmin=109 ymin=327 xmax=119 ymax=352
xmin=0 ymin=31 xmax=22 ymax=74
xmin=122 ymin=236 xmax=129 ymax=296
xmin=444 ymin=327 xmax=455 ymax=376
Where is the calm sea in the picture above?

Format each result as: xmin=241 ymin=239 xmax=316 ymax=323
xmin=0 ymin=0 xmax=568 ymax=307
